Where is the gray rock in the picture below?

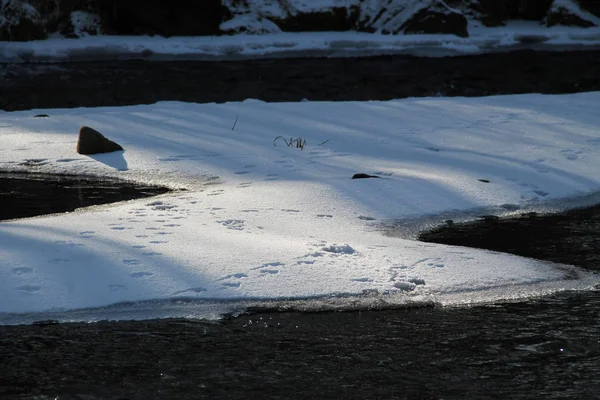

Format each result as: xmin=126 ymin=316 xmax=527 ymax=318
xmin=76 ymin=126 xmax=123 ymax=155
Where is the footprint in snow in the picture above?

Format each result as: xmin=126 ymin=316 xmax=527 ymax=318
xmin=130 ymin=272 xmax=154 ymax=279
xmin=251 ymin=262 xmax=284 ymax=271
xmin=171 ymin=287 xmax=207 ymax=296
xmin=48 ymin=258 xmax=70 ymax=264
xmin=109 ymin=284 xmax=127 ymax=291
xmin=218 ymin=219 xmax=245 ymax=230
xmin=217 ymin=272 xmax=248 ymax=281
xmin=260 ymin=269 xmax=279 ymax=274
xmin=12 ymin=267 xmax=33 ymax=275
xmin=18 ymin=285 xmax=41 ymax=292
xmin=561 ymin=149 xmax=583 ymax=161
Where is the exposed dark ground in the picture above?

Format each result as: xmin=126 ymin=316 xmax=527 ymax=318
xmin=0 ymin=173 xmax=169 ymax=221
xmin=1 ymin=50 xmax=600 ymax=111
xmin=2 ymin=50 xmax=600 ymax=400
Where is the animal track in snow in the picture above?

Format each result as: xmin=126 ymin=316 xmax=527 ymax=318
xmin=20 ymin=158 xmax=48 ymax=167
xmin=413 ymin=258 xmax=444 ymax=268
xmin=18 ymin=285 xmax=41 ymax=292
xmin=217 ymin=272 xmax=248 ymax=281
xmin=171 ymin=287 xmax=207 ymax=296
xmin=358 ymin=216 xmax=376 ymax=221
xmin=561 ymin=149 xmax=583 ymax=161
xmin=260 ymin=269 xmax=279 ymax=274
xmin=130 ymin=272 xmax=154 ymax=278
xmin=218 ymin=219 xmax=245 ymax=230
xmin=48 ymin=258 xmax=70 ymax=264
xmin=12 ymin=267 xmax=33 ymax=275
xmin=158 ymin=154 xmax=197 ymax=162
xmin=122 ymin=259 xmax=141 ymax=266
xmin=147 ymin=201 xmax=178 ymax=211
xmin=316 ymin=214 xmax=333 ymax=218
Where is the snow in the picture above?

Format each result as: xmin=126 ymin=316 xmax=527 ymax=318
xmin=2 ymin=92 xmax=600 ymax=324
xmin=1 ymin=22 xmax=599 ymax=62
xmin=550 ymin=0 xmax=600 ymax=26
xmin=70 ymin=11 xmax=102 ymax=37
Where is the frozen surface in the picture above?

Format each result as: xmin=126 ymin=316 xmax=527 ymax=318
xmin=1 ymin=22 xmax=600 ymax=62
xmin=1 ymin=92 xmax=600 ymax=323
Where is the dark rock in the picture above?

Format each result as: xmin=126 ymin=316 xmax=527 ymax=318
xmin=100 ymin=0 xmax=228 ymax=36
xmin=352 ymin=173 xmax=381 ymax=179
xmin=273 ymin=7 xmax=358 ymax=32
xmin=577 ymin=0 xmax=600 ymax=18
xmin=519 ymin=0 xmax=553 ymax=20
xmin=546 ymin=2 xmax=597 ymax=27
xmin=76 ymin=126 xmax=123 ymax=155
xmin=453 ymin=0 xmax=516 ymax=27
xmin=400 ymin=1 xmax=469 ymax=38
xmin=0 ymin=0 xmax=47 ymax=41
xmin=33 ymin=114 xmax=49 ymax=118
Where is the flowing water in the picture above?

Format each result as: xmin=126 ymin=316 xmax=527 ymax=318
xmin=2 ymin=52 xmax=600 ymax=398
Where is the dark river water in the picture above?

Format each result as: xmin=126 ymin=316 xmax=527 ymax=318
xmin=1 ymin=50 xmax=600 ymax=399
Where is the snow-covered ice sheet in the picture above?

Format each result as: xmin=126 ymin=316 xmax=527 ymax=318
xmin=1 ymin=22 xmax=600 ymax=63
xmin=1 ymin=92 xmax=600 ymax=323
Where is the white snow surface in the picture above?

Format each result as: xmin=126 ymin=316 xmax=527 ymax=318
xmin=2 ymin=92 xmax=600 ymax=324
xmin=1 ymin=21 xmax=600 ymax=62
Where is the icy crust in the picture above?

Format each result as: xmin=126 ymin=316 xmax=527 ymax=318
xmin=1 ymin=92 xmax=600 ymax=322
xmin=0 ymin=23 xmax=599 ymax=63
